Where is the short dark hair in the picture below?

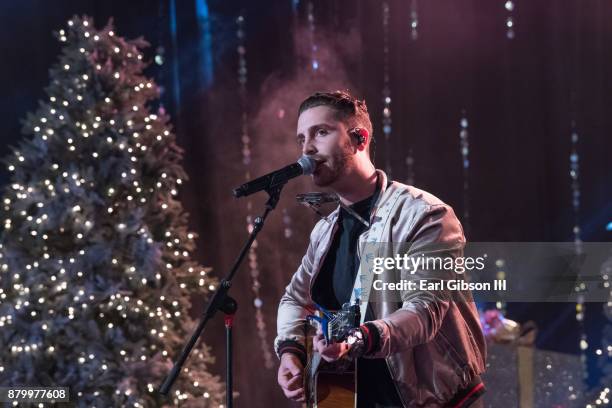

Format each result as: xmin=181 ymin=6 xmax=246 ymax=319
xmin=298 ymin=90 xmax=374 ymax=152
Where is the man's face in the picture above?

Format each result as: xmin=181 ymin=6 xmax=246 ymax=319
xmin=296 ymin=105 xmax=355 ymax=187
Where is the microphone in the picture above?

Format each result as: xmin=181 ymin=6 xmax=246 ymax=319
xmin=232 ymin=155 xmax=317 ymax=198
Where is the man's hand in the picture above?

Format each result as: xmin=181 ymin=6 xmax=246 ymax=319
xmin=313 ymin=329 xmax=350 ymax=363
xmin=278 ymin=353 xmax=305 ymax=402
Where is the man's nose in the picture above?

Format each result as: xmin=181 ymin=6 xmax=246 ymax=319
xmin=302 ymin=139 xmax=317 ymax=156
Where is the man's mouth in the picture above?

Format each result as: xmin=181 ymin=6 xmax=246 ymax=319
xmin=313 ymin=159 xmax=326 ymax=174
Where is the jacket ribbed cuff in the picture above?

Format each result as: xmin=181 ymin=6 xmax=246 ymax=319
xmin=277 ymin=340 xmax=307 ymax=366
xmin=361 ymin=322 xmax=382 ymax=355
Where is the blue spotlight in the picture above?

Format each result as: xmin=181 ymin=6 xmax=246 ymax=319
xmin=195 ymin=0 xmax=214 ymax=88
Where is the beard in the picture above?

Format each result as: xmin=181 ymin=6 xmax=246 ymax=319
xmin=311 ymin=141 xmax=354 ymax=187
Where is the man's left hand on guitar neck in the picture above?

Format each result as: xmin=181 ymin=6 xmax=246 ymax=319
xmin=313 ymin=328 xmax=351 ymax=362
xmin=314 ymin=324 xmax=377 ymax=362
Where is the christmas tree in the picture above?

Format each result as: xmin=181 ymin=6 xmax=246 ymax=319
xmin=0 ymin=15 xmax=225 ymax=407
xmin=586 ymin=254 xmax=612 ymax=405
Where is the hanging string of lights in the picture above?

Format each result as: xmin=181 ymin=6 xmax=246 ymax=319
xmin=410 ymin=0 xmax=419 ymax=41
xmin=404 ymin=1 xmax=416 ymax=185
xmin=382 ymin=1 xmax=393 ymax=177
xmin=236 ymin=14 xmax=274 ymax=370
xmin=459 ymin=110 xmax=470 ymax=235
xmin=505 ymin=0 xmax=515 ymax=39
xmin=307 ymin=1 xmax=319 ymax=72
xmin=569 ymin=122 xmax=590 ymax=385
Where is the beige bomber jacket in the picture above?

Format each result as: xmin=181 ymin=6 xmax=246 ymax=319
xmin=275 ymin=170 xmax=486 ymax=407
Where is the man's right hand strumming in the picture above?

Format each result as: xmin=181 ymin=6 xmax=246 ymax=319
xmin=277 ymin=353 xmax=305 ymax=402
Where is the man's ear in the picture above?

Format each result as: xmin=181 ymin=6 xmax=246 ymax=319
xmin=349 ymin=128 xmax=369 ymax=151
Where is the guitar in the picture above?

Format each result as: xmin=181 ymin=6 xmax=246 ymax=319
xmin=303 ymin=302 xmax=360 ymax=408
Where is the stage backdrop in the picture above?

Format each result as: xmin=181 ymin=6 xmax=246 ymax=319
xmin=1 ymin=1 xmax=611 ymax=406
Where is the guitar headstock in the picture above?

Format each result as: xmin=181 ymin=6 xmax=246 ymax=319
xmin=306 ymin=301 xmax=361 ymax=344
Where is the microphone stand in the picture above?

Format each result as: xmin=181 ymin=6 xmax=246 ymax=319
xmin=159 ymin=182 xmax=287 ymax=407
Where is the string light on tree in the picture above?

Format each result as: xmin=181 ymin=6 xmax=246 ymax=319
xmin=585 ymin=256 xmax=612 ymax=407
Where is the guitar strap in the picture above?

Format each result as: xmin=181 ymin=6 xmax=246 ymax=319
xmin=348 ymin=188 xmax=404 ymax=324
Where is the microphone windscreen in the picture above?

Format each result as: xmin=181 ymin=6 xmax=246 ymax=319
xmin=297 ymin=155 xmax=317 ymax=175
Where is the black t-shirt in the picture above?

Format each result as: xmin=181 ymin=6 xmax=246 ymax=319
xmin=312 ymin=182 xmax=403 ymax=407
xmin=312 ymin=193 xmax=372 ymax=310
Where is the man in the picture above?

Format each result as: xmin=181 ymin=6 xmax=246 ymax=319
xmin=275 ymin=90 xmax=486 ymax=407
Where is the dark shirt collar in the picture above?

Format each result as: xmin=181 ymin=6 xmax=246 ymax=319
xmin=340 ymin=182 xmax=382 ymax=222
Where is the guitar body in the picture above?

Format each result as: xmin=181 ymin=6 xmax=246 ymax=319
xmin=309 ymin=367 xmax=356 ymax=407
xmin=304 ymin=317 xmax=357 ymax=408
